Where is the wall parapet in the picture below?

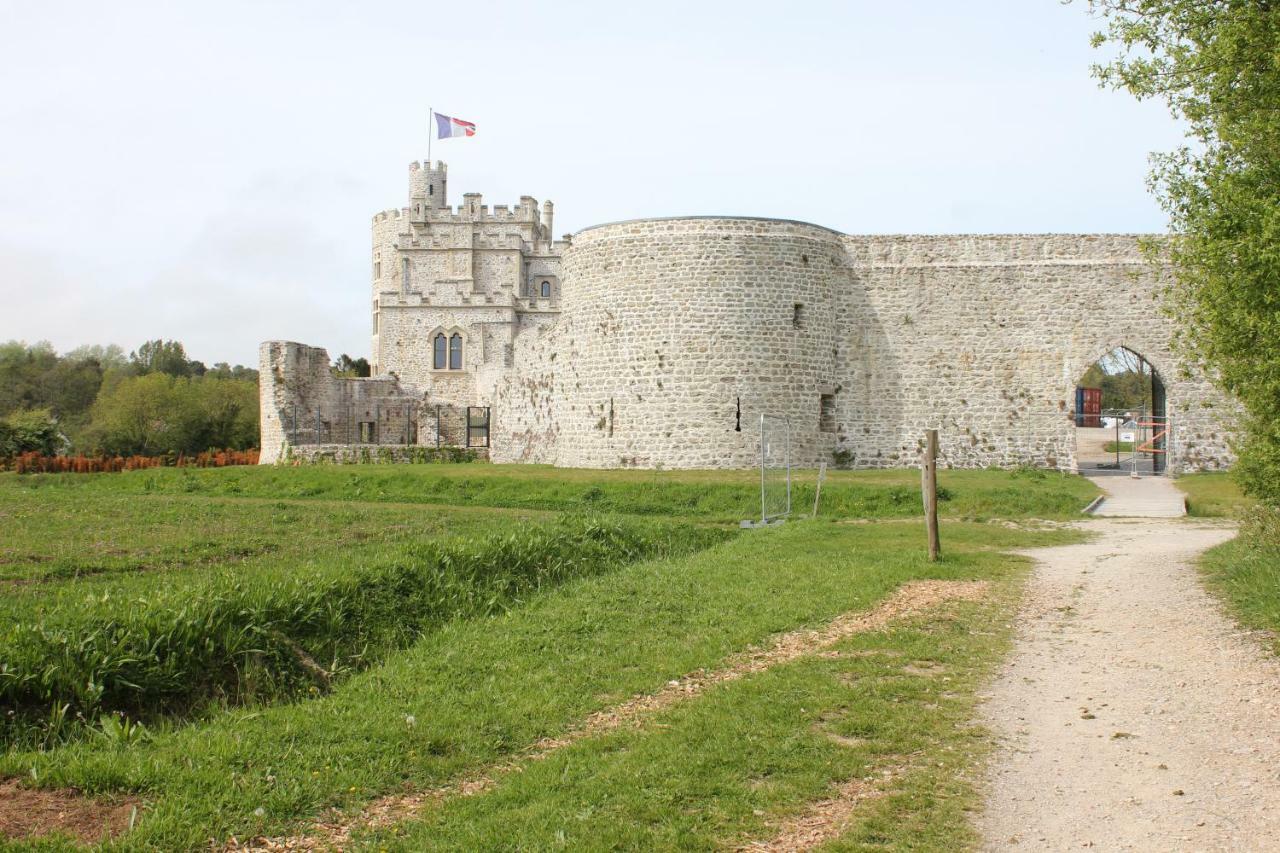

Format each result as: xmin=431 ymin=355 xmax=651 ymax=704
xmin=841 ymin=233 xmax=1161 ymax=267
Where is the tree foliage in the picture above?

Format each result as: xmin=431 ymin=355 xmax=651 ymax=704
xmin=86 ymin=373 xmax=258 ymax=456
xmin=130 ymin=339 xmax=196 ymax=378
xmin=1089 ymin=1 xmax=1280 ymax=501
xmin=332 ymin=354 xmax=371 ymax=378
xmin=0 ymin=339 xmax=259 ymax=456
xmin=0 ymin=409 xmax=62 ymax=456
xmin=1078 ymin=346 xmax=1156 ymax=411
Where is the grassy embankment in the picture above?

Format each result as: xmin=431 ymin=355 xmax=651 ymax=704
xmin=1178 ymin=473 xmax=1280 ymax=655
xmin=0 ymin=465 xmax=1096 ymax=850
xmin=0 ymin=483 xmax=722 ymax=747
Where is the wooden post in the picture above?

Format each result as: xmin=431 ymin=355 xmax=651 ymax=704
xmin=922 ymin=429 xmax=941 ymax=562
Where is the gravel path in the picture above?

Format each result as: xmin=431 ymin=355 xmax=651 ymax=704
xmin=976 ymin=516 xmax=1280 ymax=851
xmin=1088 ymin=475 xmax=1188 ymax=518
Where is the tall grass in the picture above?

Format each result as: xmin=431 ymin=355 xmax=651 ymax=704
xmin=0 ymin=515 xmax=728 ymax=747
xmin=4 ymin=463 xmax=1099 ymax=521
xmin=1199 ymin=504 xmax=1280 ymax=650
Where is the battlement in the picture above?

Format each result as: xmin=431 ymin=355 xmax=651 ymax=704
xmin=410 ymin=197 xmax=546 ymax=226
xmin=408 ymin=159 xmax=447 ymax=175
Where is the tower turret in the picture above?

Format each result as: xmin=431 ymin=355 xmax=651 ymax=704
xmin=408 ymin=160 xmax=448 ymax=212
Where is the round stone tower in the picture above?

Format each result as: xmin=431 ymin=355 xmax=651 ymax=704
xmin=552 ymin=217 xmax=849 ymax=468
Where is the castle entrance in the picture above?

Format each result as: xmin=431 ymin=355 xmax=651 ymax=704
xmin=1072 ymin=346 xmax=1168 ymax=475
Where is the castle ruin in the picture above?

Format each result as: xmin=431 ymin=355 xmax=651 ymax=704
xmin=259 ymin=160 xmax=1235 ymax=472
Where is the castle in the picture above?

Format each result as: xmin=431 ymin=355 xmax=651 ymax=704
xmin=259 ymin=160 xmax=1235 ymax=472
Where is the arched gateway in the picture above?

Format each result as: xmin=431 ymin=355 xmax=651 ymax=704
xmin=259 ymin=164 xmax=1236 ymax=473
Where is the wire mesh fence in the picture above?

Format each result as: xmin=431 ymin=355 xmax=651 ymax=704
xmin=759 ymin=413 xmax=792 ymax=524
xmin=282 ymin=404 xmax=490 ymax=449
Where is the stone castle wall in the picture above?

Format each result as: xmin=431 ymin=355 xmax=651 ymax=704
xmin=487 ymin=225 xmax=1234 ymax=472
xmin=837 ymin=234 xmax=1232 ymax=472
xmin=261 ymin=163 xmax=1237 ymax=473
xmin=491 ymin=218 xmax=849 ymax=468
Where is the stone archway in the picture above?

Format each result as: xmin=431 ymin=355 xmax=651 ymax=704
xmin=1071 ymin=345 xmax=1168 ymax=475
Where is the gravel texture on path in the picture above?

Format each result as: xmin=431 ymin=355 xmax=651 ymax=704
xmin=976 ymin=516 xmax=1280 ymax=851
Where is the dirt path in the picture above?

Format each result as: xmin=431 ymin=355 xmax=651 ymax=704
xmin=976 ymin=516 xmax=1280 ymax=851
xmin=230 ymin=579 xmax=988 ymax=851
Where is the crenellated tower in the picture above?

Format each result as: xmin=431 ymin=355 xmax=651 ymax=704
xmin=407 ymin=160 xmax=447 ymax=214
xmin=369 ymin=161 xmax=569 ymax=411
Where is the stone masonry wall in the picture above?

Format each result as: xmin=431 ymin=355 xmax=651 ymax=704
xmin=489 ymin=224 xmax=1235 ymax=472
xmin=259 ymin=341 xmax=422 ymax=464
xmin=838 ymin=234 xmax=1234 ymax=473
xmin=493 ymin=218 xmax=847 ymax=468
xmin=264 ymin=164 xmax=1237 ymax=473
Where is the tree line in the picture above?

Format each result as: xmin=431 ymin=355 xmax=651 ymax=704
xmin=0 ymin=340 xmax=259 ymax=457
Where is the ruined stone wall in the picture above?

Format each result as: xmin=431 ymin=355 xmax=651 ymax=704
xmin=258 ymin=341 xmax=422 ymax=464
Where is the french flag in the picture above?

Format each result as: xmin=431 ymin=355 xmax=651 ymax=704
xmin=434 ymin=112 xmax=476 ymax=139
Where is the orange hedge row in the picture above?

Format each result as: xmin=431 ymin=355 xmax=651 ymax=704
xmin=6 ymin=449 xmax=259 ymax=474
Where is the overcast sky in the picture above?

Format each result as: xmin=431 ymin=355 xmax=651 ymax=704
xmin=0 ymin=0 xmax=1182 ymax=368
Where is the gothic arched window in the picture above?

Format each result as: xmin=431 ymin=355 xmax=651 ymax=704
xmin=449 ymin=333 xmax=463 ymax=370
xmin=433 ymin=333 xmax=447 ymax=370
xmin=540 ymin=280 xmax=551 ymax=298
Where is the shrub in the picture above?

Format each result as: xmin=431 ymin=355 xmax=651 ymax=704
xmin=5 ymin=449 xmax=259 ymax=474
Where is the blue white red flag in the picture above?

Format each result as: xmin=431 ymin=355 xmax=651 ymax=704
xmin=434 ymin=112 xmax=476 ymax=139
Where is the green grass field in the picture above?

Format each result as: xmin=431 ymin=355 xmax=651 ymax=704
xmin=0 ymin=464 xmax=1097 ymax=850
xmin=7 ymin=462 xmax=1098 ymax=522
xmin=1176 ymin=471 xmax=1254 ymax=518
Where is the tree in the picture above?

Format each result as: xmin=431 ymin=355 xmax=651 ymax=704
xmin=0 ymin=409 xmax=62 ymax=456
xmin=332 ymin=354 xmax=371 ymax=378
xmin=130 ymin=339 xmax=194 ymax=377
xmin=1089 ymin=1 xmax=1280 ymax=502
xmin=85 ymin=373 xmax=194 ymax=456
xmin=206 ymin=362 xmax=259 ymax=382
xmin=63 ymin=344 xmax=127 ymax=371
xmin=189 ymin=377 xmax=259 ymax=450
xmin=84 ymin=372 xmax=260 ymax=456
xmin=0 ymin=340 xmax=58 ymax=415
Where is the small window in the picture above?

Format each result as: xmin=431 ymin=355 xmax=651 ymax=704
xmin=819 ymin=394 xmax=836 ymax=433
xmin=433 ymin=333 xmax=447 ymax=370
xmin=401 ymin=257 xmax=410 ymax=291
xmin=540 ymin=280 xmax=551 ymax=298
xmin=358 ymin=422 xmax=377 ymax=443
xmin=373 ymin=311 xmax=380 ymax=335
xmin=793 ymin=303 xmax=805 ymax=328
xmin=374 ymin=260 xmax=381 ymax=279
xmin=428 ymin=184 xmax=434 ymax=196
xmin=449 ymin=333 xmax=463 ymax=370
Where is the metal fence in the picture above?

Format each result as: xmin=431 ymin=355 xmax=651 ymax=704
xmin=283 ymin=404 xmax=490 ymax=449
xmin=759 ymin=413 xmax=792 ymax=524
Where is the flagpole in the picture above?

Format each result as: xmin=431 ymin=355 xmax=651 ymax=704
xmin=427 ymin=105 xmax=433 ymax=165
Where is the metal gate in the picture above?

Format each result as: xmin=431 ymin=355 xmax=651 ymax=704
xmin=1077 ymin=408 xmax=1172 ymax=476
xmin=428 ymin=405 xmax=491 ymax=449
xmin=466 ymin=407 xmax=490 ymax=448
